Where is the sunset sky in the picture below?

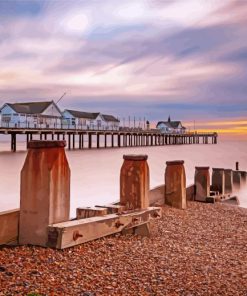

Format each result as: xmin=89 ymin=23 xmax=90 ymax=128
xmin=0 ymin=0 xmax=246 ymax=137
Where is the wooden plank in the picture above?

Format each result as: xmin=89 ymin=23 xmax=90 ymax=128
xmin=0 ymin=209 xmax=19 ymax=245
xmin=95 ymin=204 xmax=126 ymax=214
xmin=47 ymin=207 xmax=161 ymax=249
xmin=76 ymin=207 xmax=108 ymax=219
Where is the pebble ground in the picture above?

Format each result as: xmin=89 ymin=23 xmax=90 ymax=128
xmin=0 ymin=202 xmax=246 ymax=296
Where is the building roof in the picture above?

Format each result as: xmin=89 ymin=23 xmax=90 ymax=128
xmin=156 ymin=121 xmax=185 ymax=129
xmin=65 ymin=109 xmax=100 ymax=120
xmin=6 ymin=101 xmax=54 ymax=115
xmin=101 ymin=114 xmax=120 ymax=122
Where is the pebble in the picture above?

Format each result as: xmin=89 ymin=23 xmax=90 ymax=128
xmin=0 ymin=202 xmax=247 ymax=295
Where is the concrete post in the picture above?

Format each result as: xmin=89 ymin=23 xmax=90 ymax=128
xmin=19 ymin=140 xmax=70 ymax=246
xmin=212 ymin=168 xmax=225 ymax=195
xmin=194 ymin=166 xmax=210 ymax=202
xmin=165 ymin=160 xmax=186 ymax=209
xmin=224 ymin=169 xmax=233 ymax=195
xmin=233 ymin=170 xmax=241 ymax=191
xmin=120 ymin=155 xmax=149 ymax=210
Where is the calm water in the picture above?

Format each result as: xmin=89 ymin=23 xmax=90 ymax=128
xmin=0 ymin=138 xmax=246 ymax=217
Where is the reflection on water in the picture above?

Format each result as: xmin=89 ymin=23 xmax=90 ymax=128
xmin=0 ymin=139 xmax=246 ymax=217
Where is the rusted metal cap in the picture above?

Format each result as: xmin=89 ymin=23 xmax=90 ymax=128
xmin=212 ymin=168 xmax=224 ymax=171
xmin=195 ymin=166 xmax=210 ymax=170
xmin=166 ymin=160 xmax=184 ymax=165
xmin=224 ymin=169 xmax=232 ymax=172
xmin=123 ymin=154 xmax=148 ymax=161
xmin=28 ymin=140 xmax=66 ymax=149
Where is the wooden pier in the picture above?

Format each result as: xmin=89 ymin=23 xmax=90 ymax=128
xmin=0 ymin=127 xmax=218 ymax=152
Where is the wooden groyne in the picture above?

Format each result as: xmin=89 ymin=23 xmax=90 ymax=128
xmin=0 ymin=140 xmax=245 ymax=250
xmin=0 ymin=127 xmax=218 ymax=151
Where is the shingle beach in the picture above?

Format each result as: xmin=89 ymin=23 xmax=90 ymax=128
xmin=0 ymin=202 xmax=246 ymax=296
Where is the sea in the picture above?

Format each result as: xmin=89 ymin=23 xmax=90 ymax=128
xmin=0 ymin=136 xmax=246 ymax=217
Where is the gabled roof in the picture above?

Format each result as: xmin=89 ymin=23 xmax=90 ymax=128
xmin=156 ymin=121 xmax=183 ymax=128
xmin=65 ymin=109 xmax=100 ymax=120
xmin=4 ymin=101 xmax=54 ymax=114
xmin=101 ymin=114 xmax=120 ymax=122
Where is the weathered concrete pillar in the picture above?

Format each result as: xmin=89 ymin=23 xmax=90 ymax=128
xmin=165 ymin=160 xmax=186 ymax=209
xmin=120 ymin=155 xmax=149 ymax=210
xmin=224 ymin=169 xmax=233 ymax=194
xmin=233 ymin=170 xmax=241 ymax=191
xmin=19 ymin=140 xmax=70 ymax=246
xmin=212 ymin=168 xmax=225 ymax=195
xmin=194 ymin=167 xmax=210 ymax=202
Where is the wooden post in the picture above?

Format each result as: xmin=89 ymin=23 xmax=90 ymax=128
xmin=233 ymin=171 xmax=241 ymax=191
xmin=72 ymin=133 xmax=75 ymax=149
xmin=120 ymin=155 xmax=149 ymax=210
xmin=88 ymin=133 xmax=92 ymax=149
xmin=97 ymin=134 xmax=100 ymax=148
xmin=105 ymin=134 xmax=107 ymax=148
xmin=11 ymin=133 xmax=16 ymax=152
xmin=212 ymin=168 xmax=225 ymax=195
xmin=224 ymin=169 xmax=233 ymax=194
xmin=111 ymin=134 xmax=114 ymax=147
xmin=194 ymin=167 xmax=210 ymax=202
xmin=19 ymin=140 xmax=70 ymax=246
xmin=165 ymin=160 xmax=186 ymax=209
xmin=118 ymin=134 xmax=121 ymax=147
xmin=68 ymin=134 xmax=71 ymax=150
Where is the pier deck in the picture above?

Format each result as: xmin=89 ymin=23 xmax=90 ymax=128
xmin=0 ymin=127 xmax=217 ymax=151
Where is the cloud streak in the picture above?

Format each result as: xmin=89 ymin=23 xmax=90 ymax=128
xmin=0 ymin=0 xmax=246 ymax=137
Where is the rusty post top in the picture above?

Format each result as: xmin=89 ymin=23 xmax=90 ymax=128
xmin=123 ymin=154 xmax=148 ymax=161
xmin=224 ymin=169 xmax=233 ymax=172
xmin=212 ymin=168 xmax=224 ymax=171
xmin=195 ymin=166 xmax=209 ymax=170
xmin=27 ymin=140 xmax=66 ymax=149
xmin=166 ymin=160 xmax=184 ymax=165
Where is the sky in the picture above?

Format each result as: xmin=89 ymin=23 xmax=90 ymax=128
xmin=0 ymin=0 xmax=247 ymax=137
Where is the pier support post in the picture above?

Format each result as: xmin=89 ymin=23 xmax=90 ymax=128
xmin=19 ymin=140 xmax=70 ymax=246
xmin=118 ymin=134 xmax=121 ymax=147
xmin=105 ymin=134 xmax=107 ymax=148
xmin=120 ymin=155 xmax=149 ymax=210
xmin=212 ymin=168 xmax=225 ymax=195
xmin=97 ymin=134 xmax=100 ymax=148
xmin=224 ymin=169 xmax=233 ymax=195
xmin=165 ymin=160 xmax=186 ymax=209
xmin=88 ymin=133 xmax=92 ymax=149
xmin=68 ymin=134 xmax=71 ymax=150
xmin=111 ymin=134 xmax=114 ymax=147
xmin=72 ymin=134 xmax=75 ymax=149
xmin=194 ymin=167 xmax=210 ymax=202
xmin=11 ymin=133 xmax=16 ymax=152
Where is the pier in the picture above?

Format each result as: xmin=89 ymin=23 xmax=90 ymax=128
xmin=0 ymin=127 xmax=218 ymax=152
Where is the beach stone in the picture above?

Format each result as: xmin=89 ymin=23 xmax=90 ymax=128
xmin=165 ymin=160 xmax=186 ymax=209
xmin=224 ymin=169 xmax=233 ymax=195
xmin=194 ymin=167 xmax=210 ymax=202
xmin=19 ymin=140 xmax=70 ymax=247
xmin=212 ymin=168 xmax=225 ymax=195
xmin=120 ymin=154 xmax=149 ymax=210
